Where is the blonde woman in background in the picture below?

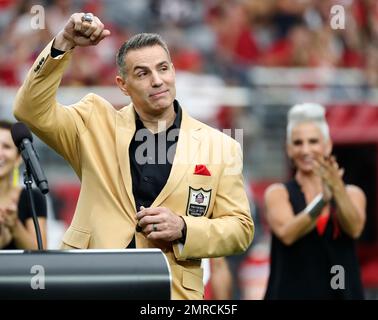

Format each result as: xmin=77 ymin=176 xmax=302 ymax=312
xmin=264 ymin=103 xmax=366 ymax=299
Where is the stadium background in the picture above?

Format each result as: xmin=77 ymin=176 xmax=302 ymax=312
xmin=0 ymin=0 xmax=377 ymax=299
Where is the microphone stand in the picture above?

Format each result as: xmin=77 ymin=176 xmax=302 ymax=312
xmin=23 ymin=167 xmax=43 ymax=250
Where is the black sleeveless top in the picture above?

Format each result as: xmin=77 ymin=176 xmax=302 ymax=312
xmin=264 ymin=180 xmax=364 ymax=300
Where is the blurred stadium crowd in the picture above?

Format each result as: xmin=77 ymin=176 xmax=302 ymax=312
xmin=1 ymin=0 xmax=378 ymax=87
xmin=1 ymin=0 xmax=378 ymax=299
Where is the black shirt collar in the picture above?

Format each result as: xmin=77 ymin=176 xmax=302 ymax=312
xmin=135 ymin=100 xmax=182 ymax=131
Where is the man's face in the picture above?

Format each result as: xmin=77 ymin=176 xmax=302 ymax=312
xmin=116 ymin=45 xmax=176 ymax=117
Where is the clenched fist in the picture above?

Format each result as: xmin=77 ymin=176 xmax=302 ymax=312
xmin=53 ymin=13 xmax=111 ymax=51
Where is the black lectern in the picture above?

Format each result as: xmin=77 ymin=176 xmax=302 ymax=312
xmin=0 ymin=249 xmax=171 ymax=299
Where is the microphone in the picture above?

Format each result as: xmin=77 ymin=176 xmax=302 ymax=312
xmin=11 ymin=122 xmax=49 ymax=194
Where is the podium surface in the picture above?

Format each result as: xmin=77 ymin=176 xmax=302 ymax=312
xmin=0 ymin=249 xmax=171 ymax=299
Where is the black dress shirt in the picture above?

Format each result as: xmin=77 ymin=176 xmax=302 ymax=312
xmin=127 ymin=100 xmax=182 ymax=247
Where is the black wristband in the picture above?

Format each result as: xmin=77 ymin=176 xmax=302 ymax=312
xmin=304 ymin=193 xmax=327 ymax=219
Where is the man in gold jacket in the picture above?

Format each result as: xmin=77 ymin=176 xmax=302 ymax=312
xmin=13 ymin=13 xmax=254 ymax=299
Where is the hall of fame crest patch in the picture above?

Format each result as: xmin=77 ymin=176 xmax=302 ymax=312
xmin=186 ymin=187 xmax=212 ymax=217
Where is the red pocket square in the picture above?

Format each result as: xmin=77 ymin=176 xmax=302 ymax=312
xmin=194 ymin=164 xmax=211 ymax=176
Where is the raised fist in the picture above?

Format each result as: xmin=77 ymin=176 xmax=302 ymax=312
xmin=54 ymin=13 xmax=111 ymax=51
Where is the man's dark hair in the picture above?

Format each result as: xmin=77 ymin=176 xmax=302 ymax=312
xmin=116 ymin=33 xmax=171 ymax=78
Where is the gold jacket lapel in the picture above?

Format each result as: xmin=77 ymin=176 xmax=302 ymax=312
xmin=152 ymin=109 xmax=202 ymax=208
xmin=116 ymin=104 xmax=137 ymax=212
